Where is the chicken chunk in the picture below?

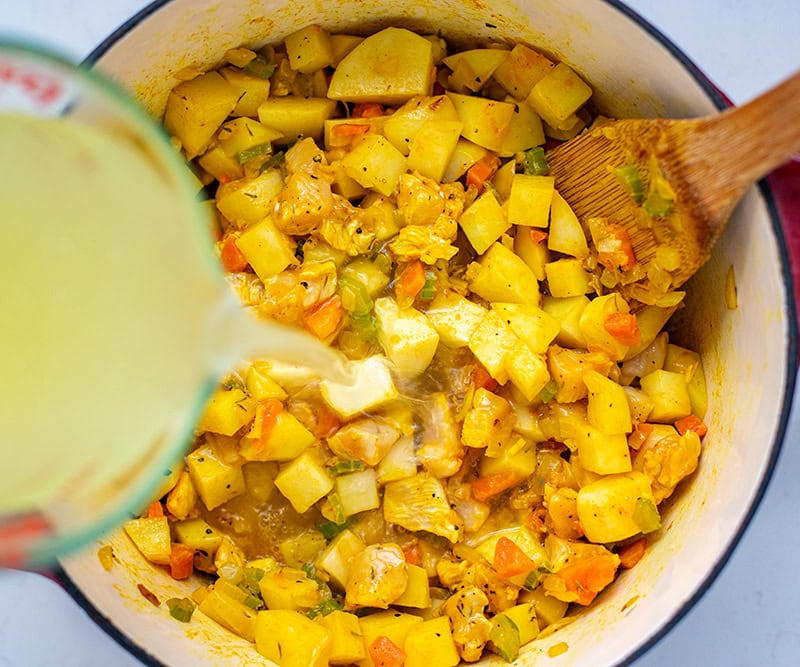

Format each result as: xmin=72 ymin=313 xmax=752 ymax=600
xmin=416 ymin=392 xmax=464 ymax=478
xmin=444 ymin=585 xmax=493 ymax=662
xmin=633 ymin=430 xmax=701 ymax=503
xmin=327 ymin=418 xmax=401 ymax=466
xmin=345 ymin=543 xmax=408 ymax=609
xmin=383 ymin=473 xmax=464 ymax=543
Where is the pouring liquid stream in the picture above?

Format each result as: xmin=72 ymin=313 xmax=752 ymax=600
xmin=0 ymin=113 xmax=357 ymax=528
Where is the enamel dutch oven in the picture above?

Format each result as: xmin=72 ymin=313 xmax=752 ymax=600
xmin=58 ymin=1 xmax=799 ymax=665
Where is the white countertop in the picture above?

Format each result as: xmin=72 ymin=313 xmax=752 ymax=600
xmin=1 ymin=1 xmax=799 ymax=665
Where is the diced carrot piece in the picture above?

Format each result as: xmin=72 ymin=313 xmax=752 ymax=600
xmin=618 ymin=538 xmax=647 ymax=570
xmin=529 ymin=229 xmax=549 ymax=244
xmin=465 ymin=154 xmax=501 ymax=192
xmin=252 ymin=398 xmax=284 ymax=455
xmin=604 ymin=312 xmax=641 ymax=346
xmin=353 ymin=102 xmax=385 ymax=118
xmin=395 ymin=260 xmax=426 ymax=301
xmin=146 ymin=501 xmax=165 ymax=518
xmin=220 ymin=233 xmax=249 ymax=272
xmin=368 ymin=636 xmax=406 ymax=667
xmin=304 ymin=295 xmax=344 ymax=340
xmin=331 ymin=122 xmax=370 ymax=138
xmin=555 ymin=553 xmax=619 ymax=605
xmin=403 ymin=543 xmax=422 ymax=567
xmin=493 ymin=536 xmax=536 ymax=578
xmin=169 ymin=543 xmax=195 ymax=580
xmin=674 ymin=414 xmax=708 ymax=437
xmin=472 ymin=363 xmax=498 ymax=392
xmin=472 ymin=471 xmax=522 ymax=502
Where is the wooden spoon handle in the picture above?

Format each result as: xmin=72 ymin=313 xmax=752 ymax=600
xmin=699 ymin=70 xmax=800 ymax=199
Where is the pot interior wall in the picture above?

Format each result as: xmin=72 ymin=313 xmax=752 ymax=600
xmin=63 ymin=1 xmax=793 ymax=665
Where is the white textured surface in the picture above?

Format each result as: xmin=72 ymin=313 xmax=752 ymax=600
xmin=1 ymin=2 xmax=799 ymax=665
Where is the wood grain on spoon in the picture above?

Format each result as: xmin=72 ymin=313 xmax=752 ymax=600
xmin=546 ymin=70 xmax=800 ymax=306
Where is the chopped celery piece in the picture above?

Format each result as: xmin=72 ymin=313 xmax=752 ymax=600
xmin=523 ymin=146 xmax=549 ymax=176
xmin=338 ymin=276 xmax=373 ymax=314
xmin=259 ymin=150 xmax=285 ymax=173
xmin=243 ymin=55 xmax=276 ymax=79
xmin=237 ymin=142 xmax=272 ymax=164
xmin=613 ymin=164 xmax=644 ymax=204
xmin=350 ymin=312 xmax=378 ymax=342
xmin=490 ymin=614 xmax=521 ymax=662
xmin=319 ymin=518 xmax=354 ymax=539
xmin=166 ymin=597 xmax=196 ymax=623
xmin=538 ymin=378 xmax=558 ymax=403
xmin=328 ymin=460 xmax=367 ymax=476
xmin=633 ymin=497 xmax=661 ymax=533
xmin=420 ymin=271 xmax=436 ymax=300
xmin=644 ymin=190 xmax=674 ymax=217
xmin=306 ymin=598 xmax=343 ymax=619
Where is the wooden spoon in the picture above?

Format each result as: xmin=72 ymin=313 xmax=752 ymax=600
xmin=546 ymin=70 xmax=800 ymax=306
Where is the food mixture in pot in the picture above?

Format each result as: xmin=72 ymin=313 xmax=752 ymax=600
xmin=117 ymin=24 xmax=708 ymax=666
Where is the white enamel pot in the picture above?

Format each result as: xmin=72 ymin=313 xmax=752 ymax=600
xmin=58 ymin=1 xmax=798 ymax=665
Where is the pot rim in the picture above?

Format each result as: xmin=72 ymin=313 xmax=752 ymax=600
xmin=60 ymin=1 xmax=798 ymax=666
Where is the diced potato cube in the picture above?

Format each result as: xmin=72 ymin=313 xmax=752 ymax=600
xmin=492 ymin=159 xmax=516 ymax=200
xmin=404 ymin=616 xmax=460 ymax=667
xmin=163 ymin=71 xmax=239 ymax=159
xmin=376 ymin=435 xmax=418 ymax=484
xmin=328 ymin=28 xmax=434 ymax=105
xmin=336 ymin=468 xmax=380 ymax=517
xmin=341 ymin=134 xmax=408 ymax=196
xmin=173 ymin=517 xmax=223 ymax=553
xmin=468 ymin=311 xmax=519 ymax=384
xmin=514 ymin=226 xmax=549 ymax=281
xmin=330 ymin=34 xmax=363 ymax=65
xmin=245 ymin=363 xmax=288 ymax=401
xmin=217 ymin=117 xmax=283 ymax=158
xmin=255 ymin=609 xmax=331 ymax=667
xmin=578 ymin=293 xmax=631 ymax=361
xmin=257 ymin=97 xmax=337 ymax=144
xmin=427 ymin=291 xmax=488 ymax=348
xmin=526 ymin=63 xmax=592 ymax=129
xmin=507 ymin=174 xmax=554 ymax=228
xmin=446 ymin=92 xmax=515 ymax=151
xmin=240 ymin=410 xmax=315 ymax=462
xmin=197 ymin=145 xmax=243 ymax=182
xmin=442 ymin=138 xmax=488 ymax=182
xmin=219 ymin=67 xmax=272 ymax=118
xmin=274 ymin=450 xmax=334 ymax=513
xmin=383 ymin=95 xmax=461 ymax=155
xmin=492 ymin=44 xmax=555 ymax=99
xmin=664 ymin=344 xmax=708 ymax=419
xmin=575 ymin=424 xmax=632 ymax=474
xmin=504 ymin=339 xmax=550 ymax=402
xmin=393 ymin=563 xmax=431 ymax=608
xmin=639 ymin=369 xmax=692 ymax=422
xmin=576 ymin=471 xmax=657 ymax=543
xmin=518 ymin=586 xmax=567 ymax=628
xmin=165 ymin=471 xmax=198 ymax=520
xmin=584 ymin=370 xmax=632 ymax=434
xmin=187 ymin=444 xmax=246 ymax=510
xmin=480 ymin=439 xmax=537 ymax=479
xmin=491 ymin=303 xmax=559 ymax=354
xmin=357 ymin=611 xmax=423 ymax=667
xmin=340 ymin=259 xmax=391 ymax=297
xmin=285 ymin=25 xmax=334 ymax=73
xmin=541 ymin=295 xmax=589 ymax=347
xmin=235 ymin=216 xmax=297 ymax=280
xmin=548 ymin=191 xmax=589 ymax=258
xmin=468 ymin=242 xmax=540 ymax=306
xmin=123 ymin=516 xmax=172 ymax=565
xmin=259 ymin=567 xmax=321 ymax=611
xmin=374 ymin=297 xmax=440 ymax=377
xmin=318 ymin=610 xmax=366 ymax=665
xmin=459 ymin=190 xmax=510 ymax=254
xmin=316 ymin=529 xmax=366 ymax=590
xmin=407 ymin=119 xmax=464 ymax=182
xmin=199 ymin=586 xmax=258 ymax=642
xmin=320 ymin=356 xmax=399 ymax=418
xmin=545 ymin=258 xmax=591 ymax=298
xmin=443 ymin=48 xmax=509 ymax=93
xmin=197 ymin=385 xmax=255 ymax=436
xmin=496 ymin=603 xmax=539 ymax=645
xmin=215 ymin=169 xmax=284 ymax=226
xmin=499 ymin=101 xmax=546 ymax=155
